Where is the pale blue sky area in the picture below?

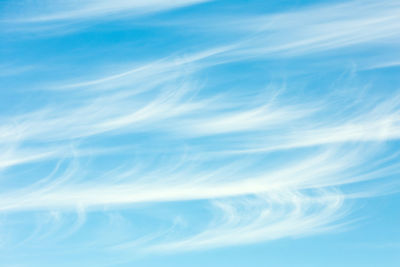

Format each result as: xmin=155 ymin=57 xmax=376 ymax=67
xmin=0 ymin=0 xmax=399 ymax=266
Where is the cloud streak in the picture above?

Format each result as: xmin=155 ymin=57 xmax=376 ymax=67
xmin=5 ymin=0 xmax=211 ymax=23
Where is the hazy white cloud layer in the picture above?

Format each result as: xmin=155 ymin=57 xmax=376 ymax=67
xmin=0 ymin=0 xmax=400 ymax=265
xmin=4 ymin=0 xmax=210 ymax=22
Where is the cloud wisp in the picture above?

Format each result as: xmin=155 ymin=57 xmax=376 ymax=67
xmin=4 ymin=0 xmax=211 ymax=23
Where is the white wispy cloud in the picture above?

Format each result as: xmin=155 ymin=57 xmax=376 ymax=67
xmin=148 ymin=191 xmax=347 ymax=251
xmin=1 ymin=0 xmax=212 ymax=36
xmin=1 ymin=0 xmax=400 ymax=262
xmin=6 ymin=0 xmax=211 ymax=23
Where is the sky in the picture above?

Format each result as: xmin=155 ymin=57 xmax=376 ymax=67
xmin=0 ymin=0 xmax=400 ymax=266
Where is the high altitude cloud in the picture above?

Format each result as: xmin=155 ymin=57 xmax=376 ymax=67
xmin=0 ymin=0 xmax=399 ymax=265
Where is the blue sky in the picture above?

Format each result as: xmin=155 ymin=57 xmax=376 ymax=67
xmin=1 ymin=0 xmax=400 ymax=266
